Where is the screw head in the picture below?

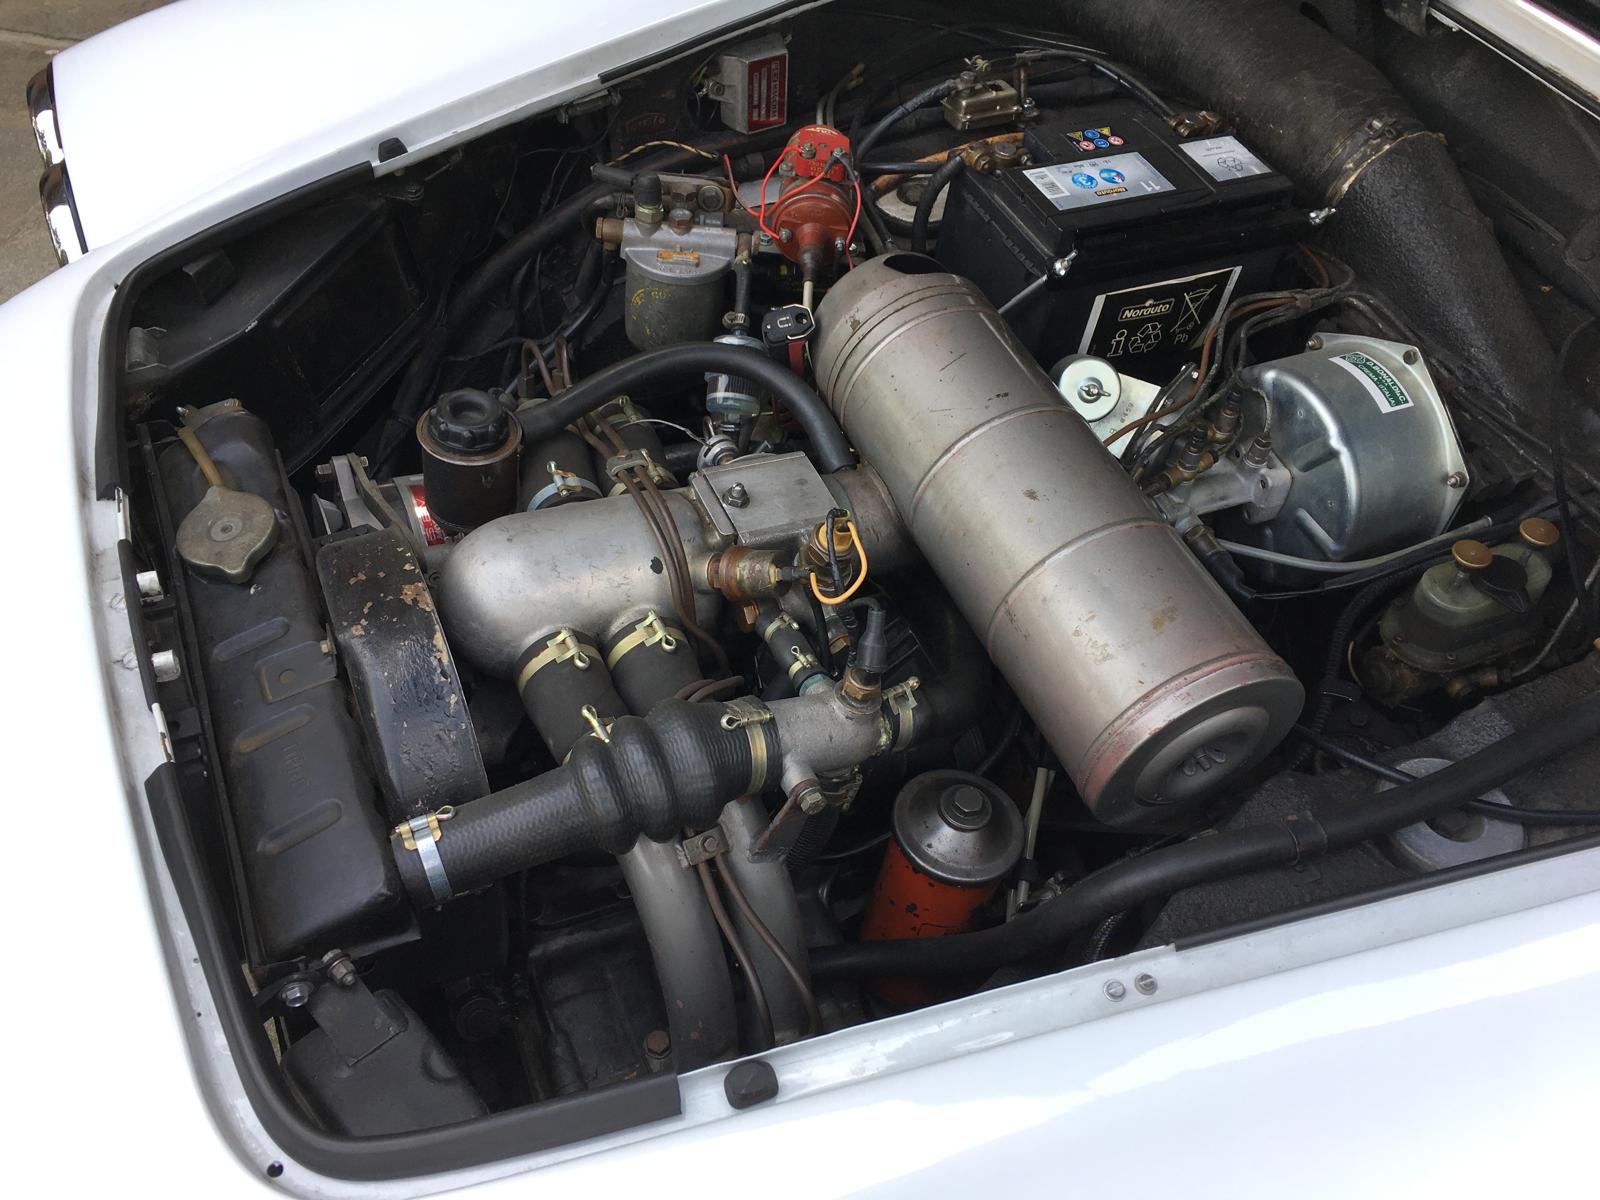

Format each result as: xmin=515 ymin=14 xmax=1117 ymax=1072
xmin=644 ymin=1029 xmax=672 ymax=1060
xmin=1134 ymin=973 xmax=1158 ymax=995
xmin=1077 ymin=378 xmax=1108 ymax=403
xmin=1445 ymin=471 xmax=1468 ymax=489
xmin=1306 ymin=335 xmax=1324 ymax=351
xmin=281 ymin=981 xmax=313 ymax=1009
xmin=722 ymin=482 xmax=750 ymax=508
xmin=1103 ymin=979 xmax=1126 ymax=1002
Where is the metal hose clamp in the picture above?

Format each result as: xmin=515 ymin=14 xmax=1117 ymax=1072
xmin=397 ymin=806 xmax=456 ymax=904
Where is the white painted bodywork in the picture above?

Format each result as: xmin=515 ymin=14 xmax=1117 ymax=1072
xmin=5 ymin=0 xmax=1600 ymax=1195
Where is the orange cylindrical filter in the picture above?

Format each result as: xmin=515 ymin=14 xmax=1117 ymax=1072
xmin=859 ymin=770 xmax=1024 ymax=1006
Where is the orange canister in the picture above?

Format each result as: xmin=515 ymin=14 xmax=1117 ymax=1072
xmin=859 ymin=771 xmax=1024 ymax=1005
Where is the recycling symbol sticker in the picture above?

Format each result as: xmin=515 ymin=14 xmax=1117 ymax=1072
xmin=1078 ymin=266 xmax=1244 ymax=368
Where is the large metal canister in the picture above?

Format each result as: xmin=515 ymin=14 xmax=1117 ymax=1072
xmin=813 ymin=256 xmax=1302 ymax=827
xmin=859 ymin=770 xmax=1023 ymax=1005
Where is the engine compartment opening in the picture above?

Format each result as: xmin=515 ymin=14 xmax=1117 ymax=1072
xmin=101 ymin=0 xmax=1600 ymax=1175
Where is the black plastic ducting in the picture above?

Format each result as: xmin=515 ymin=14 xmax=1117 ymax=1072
xmin=1061 ymin=0 xmax=1557 ymax=424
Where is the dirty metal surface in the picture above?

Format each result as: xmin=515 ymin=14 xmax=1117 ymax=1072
xmin=315 ymin=527 xmax=488 ymax=820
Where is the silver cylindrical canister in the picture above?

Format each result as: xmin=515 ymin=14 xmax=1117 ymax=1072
xmin=813 ymin=255 xmax=1302 ymax=827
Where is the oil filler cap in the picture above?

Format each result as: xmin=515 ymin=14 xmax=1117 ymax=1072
xmin=426 ymin=389 xmax=511 ymax=455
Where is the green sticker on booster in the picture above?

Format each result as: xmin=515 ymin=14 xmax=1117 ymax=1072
xmin=1331 ymin=350 xmax=1414 ymax=413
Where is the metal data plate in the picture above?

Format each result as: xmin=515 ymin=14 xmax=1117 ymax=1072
xmin=690 ymin=452 xmax=837 ymax=547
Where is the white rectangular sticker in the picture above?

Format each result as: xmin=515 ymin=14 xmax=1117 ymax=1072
xmin=1024 ymin=152 xmax=1174 ymax=211
xmin=1331 ymin=351 xmax=1415 ymax=414
xmin=1179 ymin=136 xmax=1272 ymax=182
xmin=1077 ymin=266 xmax=1243 ymax=358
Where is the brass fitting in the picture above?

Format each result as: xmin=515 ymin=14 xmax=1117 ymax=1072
xmin=704 ymin=546 xmax=785 ymax=603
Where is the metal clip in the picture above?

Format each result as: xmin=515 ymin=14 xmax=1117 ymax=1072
xmin=516 ymin=628 xmax=599 ymax=691
xmin=605 ymin=610 xmax=683 ymax=669
xmin=787 ymin=644 xmax=821 ymax=681
xmin=396 ymin=806 xmax=456 ymax=903
xmin=675 ymin=825 xmax=728 ymax=869
xmin=580 ymin=704 xmax=613 ymax=745
xmin=885 ymin=675 xmax=922 ymax=750
xmin=719 ymin=697 xmax=772 ymax=793
xmin=719 ymin=696 xmax=772 ymax=731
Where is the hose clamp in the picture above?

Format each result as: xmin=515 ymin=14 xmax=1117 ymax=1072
xmin=605 ymin=610 xmax=683 ymax=670
xmin=396 ymin=807 xmax=455 ymax=904
xmin=720 ymin=697 xmax=773 ymax=794
xmin=517 ymin=629 xmax=599 ymax=692
xmin=884 ymin=676 xmax=921 ymax=750
xmin=528 ymin=462 xmax=601 ymax=511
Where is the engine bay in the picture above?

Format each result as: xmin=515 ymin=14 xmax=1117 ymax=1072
xmin=109 ymin=0 xmax=1600 ymax=1153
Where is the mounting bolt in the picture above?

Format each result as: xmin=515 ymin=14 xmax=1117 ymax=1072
xmin=778 ymin=226 xmax=794 ymax=244
xmin=323 ymin=954 xmax=359 ymax=988
xmin=1306 ymin=335 xmax=1324 ymax=351
xmin=280 ymin=981 xmax=313 ymax=1009
xmin=1077 ymin=378 xmax=1109 ymax=404
xmin=1134 ymin=973 xmax=1158 ymax=995
xmin=722 ymin=482 xmax=750 ymax=508
xmin=1050 ymin=252 xmax=1077 ymax=278
xmin=1445 ymin=471 xmax=1468 ymax=489
xmin=644 ymin=1029 xmax=672 ymax=1072
xmin=1103 ymin=979 xmax=1127 ymax=1002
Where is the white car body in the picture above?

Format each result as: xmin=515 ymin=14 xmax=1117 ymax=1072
xmin=6 ymin=1 xmax=1600 ymax=1195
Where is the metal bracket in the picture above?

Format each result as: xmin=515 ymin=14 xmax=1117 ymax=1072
xmin=676 ymin=825 xmax=729 ymax=868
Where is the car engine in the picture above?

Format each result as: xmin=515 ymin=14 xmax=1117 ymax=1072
xmin=112 ymin=0 xmax=1600 ymax=1146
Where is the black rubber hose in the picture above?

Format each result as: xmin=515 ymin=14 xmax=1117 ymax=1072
xmin=517 ymin=343 xmax=855 ymax=474
xmin=853 ymin=78 xmax=958 ymax=164
xmin=393 ymin=700 xmax=777 ymax=907
xmin=1293 ymin=725 xmax=1600 ymax=828
xmin=810 ymin=691 xmax=1600 ymax=978
xmin=1062 ymin=0 xmax=1557 ymax=426
xmin=910 ymin=155 xmax=964 ymax=255
xmin=380 ymin=181 xmax=620 ymax=466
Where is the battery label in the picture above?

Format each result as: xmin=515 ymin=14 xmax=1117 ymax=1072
xmin=1179 ymin=135 xmax=1272 ymax=182
xmin=1078 ymin=266 xmax=1243 ymax=361
xmin=1024 ymin=152 xmax=1174 ymax=211
xmin=1332 ymin=351 xmax=1415 ymax=413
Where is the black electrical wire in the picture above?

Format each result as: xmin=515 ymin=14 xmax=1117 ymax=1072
xmin=1294 ymin=725 xmax=1600 ymax=827
xmin=973 ymin=707 xmax=1025 ymax=777
xmin=808 ymin=691 xmax=1600 ymax=979
xmin=853 ymin=77 xmax=958 ymax=164
xmin=910 ymin=154 xmax=964 ymax=254
xmin=814 ymin=830 xmax=893 ymax=865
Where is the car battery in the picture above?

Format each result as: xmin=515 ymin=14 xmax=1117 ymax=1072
xmin=935 ymin=98 xmax=1306 ymax=383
